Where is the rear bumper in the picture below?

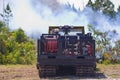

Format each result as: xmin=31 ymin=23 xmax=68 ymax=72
xmin=37 ymin=55 xmax=96 ymax=66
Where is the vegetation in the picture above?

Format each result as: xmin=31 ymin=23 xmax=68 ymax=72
xmin=86 ymin=0 xmax=120 ymax=64
xmin=0 ymin=4 xmax=36 ymax=64
xmin=0 ymin=21 xmax=36 ymax=64
xmin=88 ymin=24 xmax=120 ymax=64
xmin=0 ymin=4 xmax=12 ymax=26
xmin=87 ymin=0 xmax=116 ymax=18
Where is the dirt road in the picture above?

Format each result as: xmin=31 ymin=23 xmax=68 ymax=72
xmin=0 ymin=64 xmax=120 ymax=80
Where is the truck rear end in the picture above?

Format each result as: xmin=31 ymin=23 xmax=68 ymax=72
xmin=37 ymin=26 xmax=96 ymax=77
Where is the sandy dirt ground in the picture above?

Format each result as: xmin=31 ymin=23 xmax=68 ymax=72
xmin=0 ymin=64 xmax=120 ymax=80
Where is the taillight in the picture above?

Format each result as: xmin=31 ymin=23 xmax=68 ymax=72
xmin=87 ymin=45 xmax=92 ymax=55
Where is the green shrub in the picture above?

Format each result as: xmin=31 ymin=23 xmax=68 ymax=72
xmin=17 ymin=57 xmax=26 ymax=64
xmin=103 ymin=60 xmax=111 ymax=65
xmin=0 ymin=21 xmax=36 ymax=64
xmin=116 ymin=60 xmax=120 ymax=64
xmin=0 ymin=54 xmax=6 ymax=64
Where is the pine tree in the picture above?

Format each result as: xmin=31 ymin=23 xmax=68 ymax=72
xmin=86 ymin=0 xmax=93 ymax=7
xmin=86 ymin=0 xmax=116 ymax=18
xmin=0 ymin=4 xmax=13 ymax=26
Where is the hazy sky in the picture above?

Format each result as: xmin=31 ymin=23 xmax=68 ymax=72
xmin=0 ymin=0 xmax=120 ymax=36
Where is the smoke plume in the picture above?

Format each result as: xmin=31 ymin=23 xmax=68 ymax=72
xmin=1 ymin=0 xmax=120 ymax=40
xmin=30 ymin=0 xmax=120 ymax=40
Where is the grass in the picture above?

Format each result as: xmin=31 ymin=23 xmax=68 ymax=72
xmin=0 ymin=65 xmax=39 ymax=80
xmin=97 ymin=63 xmax=120 ymax=78
xmin=0 ymin=64 xmax=120 ymax=80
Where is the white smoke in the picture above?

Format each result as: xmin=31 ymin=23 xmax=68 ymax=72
xmin=11 ymin=0 xmax=89 ymax=36
xmin=28 ymin=0 xmax=90 ymax=35
xmin=30 ymin=0 xmax=120 ymax=35
xmin=0 ymin=0 xmax=120 ymax=40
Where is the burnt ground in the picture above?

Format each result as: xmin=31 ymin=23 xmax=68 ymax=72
xmin=0 ymin=64 xmax=120 ymax=80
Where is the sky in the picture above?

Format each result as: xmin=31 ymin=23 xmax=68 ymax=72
xmin=0 ymin=0 xmax=89 ymax=35
xmin=0 ymin=0 xmax=120 ymax=37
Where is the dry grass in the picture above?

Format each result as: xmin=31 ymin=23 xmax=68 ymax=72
xmin=0 ymin=65 xmax=39 ymax=80
xmin=0 ymin=64 xmax=120 ymax=80
xmin=97 ymin=64 xmax=120 ymax=78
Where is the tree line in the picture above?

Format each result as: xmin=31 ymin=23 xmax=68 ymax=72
xmin=87 ymin=0 xmax=120 ymax=64
xmin=0 ymin=4 xmax=36 ymax=64
xmin=0 ymin=21 xmax=36 ymax=64
xmin=88 ymin=24 xmax=120 ymax=64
